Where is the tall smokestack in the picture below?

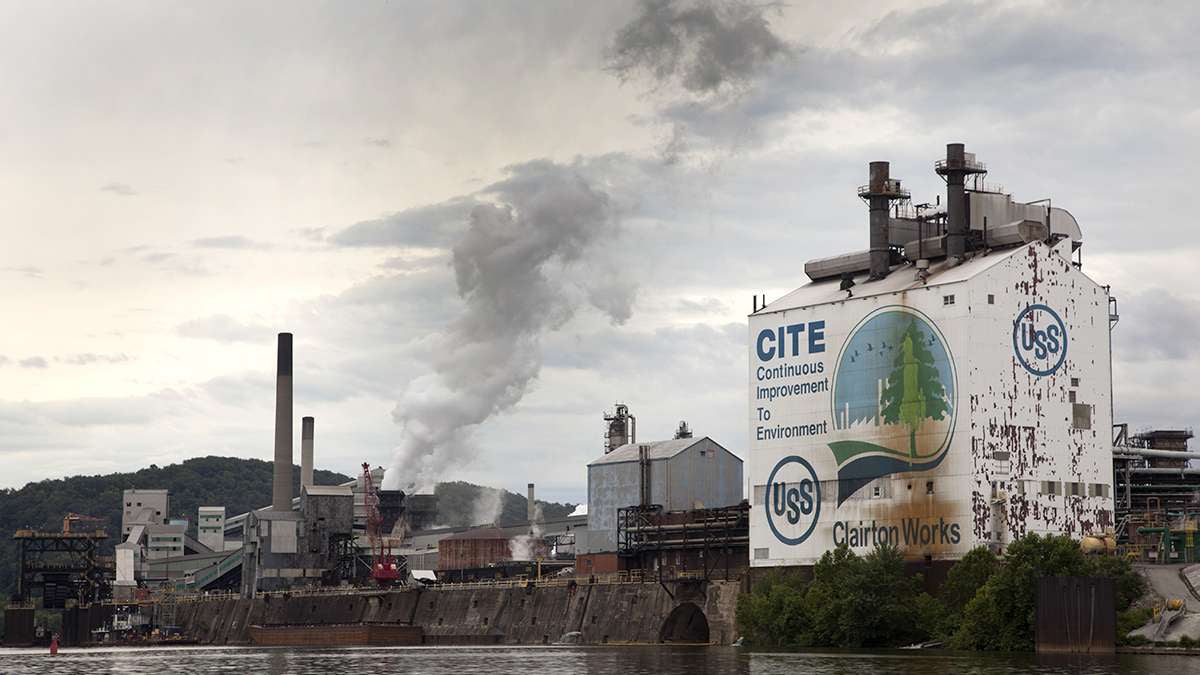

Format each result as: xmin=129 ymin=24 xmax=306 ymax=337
xmin=301 ymin=416 xmax=314 ymax=490
xmin=868 ymin=161 xmax=891 ymax=279
xmin=527 ymin=483 xmax=536 ymax=524
xmin=859 ymin=161 xmax=907 ymax=280
xmin=272 ymin=333 xmax=293 ymax=512
xmin=944 ymin=143 xmax=967 ymax=264
xmin=936 ymin=143 xmax=985 ymax=265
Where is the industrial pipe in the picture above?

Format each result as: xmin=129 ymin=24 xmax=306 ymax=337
xmin=1128 ymin=468 xmax=1200 ymax=475
xmin=1114 ymin=447 xmax=1200 ymax=461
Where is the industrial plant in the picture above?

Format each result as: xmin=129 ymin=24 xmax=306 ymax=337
xmin=5 ymin=142 xmax=1199 ymax=648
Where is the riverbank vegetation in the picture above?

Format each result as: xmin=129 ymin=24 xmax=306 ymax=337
xmin=736 ymin=534 xmax=1145 ymax=651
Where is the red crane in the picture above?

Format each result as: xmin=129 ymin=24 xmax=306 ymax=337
xmin=362 ymin=463 xmax=400 ymax=585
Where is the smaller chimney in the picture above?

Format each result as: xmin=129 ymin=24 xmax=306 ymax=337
xmin=935 ymin=142 xmax=986 ymax=265
xmin=301 ymin=416 xmax=314 ymax=490
xmin=527 ymin=483 xmax=536 ymax=524
xmin=858 ymin=161 xmax=908 ymax=280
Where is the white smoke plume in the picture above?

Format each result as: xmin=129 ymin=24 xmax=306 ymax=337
xmin=510 ymin=502 xmax=545 ymax=561
xmin=472 ymin=486 xmax=504 ymax=526
xmin=383 ymin=160 xmax=635 ymax=490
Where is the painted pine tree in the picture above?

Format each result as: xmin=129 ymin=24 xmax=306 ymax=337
xmin=879 ymin=320 xmax=950 ymax=459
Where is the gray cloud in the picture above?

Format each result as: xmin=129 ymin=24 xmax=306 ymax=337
xmin=677 ymin=296 xmax=728 ymax=314
xmin=364 ymin=137 xmax=391 ymax=148
xmin=332 ymin=197 xmax=481 ymax=249
xmin=1115 ymin=288 xmax=1200 ymax=362
xmin=191 ymin=235 xmax=273 ymax=250
xmin=19 ymin=357 xmax=48 ymax=369
xmin=606 ymin=0 xmax=790 ymax=96
xmin=100 ymin=182 xmax=137 ymax=196
xmin=177 ymin=314 xmax=273 ymax=343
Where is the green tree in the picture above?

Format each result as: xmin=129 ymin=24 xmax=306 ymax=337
xmin=879 ymin=320 xmax=949 ymax=459
xmin=936 ymin=547 xmax=999 ymax=639
xmin=737 ymin=544 xmax=935 ymax=648
xmin=952 ymin=534 xmax=1095 ymax=651
xmin=735 ymin=569 xmax=811 ymax=648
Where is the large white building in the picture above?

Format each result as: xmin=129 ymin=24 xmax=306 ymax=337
xmin=749 ymin=145 xmax=1115 ymax=567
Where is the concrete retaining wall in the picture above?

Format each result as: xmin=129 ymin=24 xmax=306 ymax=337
xmin=168 ymin=580 xmax=739 ymax=646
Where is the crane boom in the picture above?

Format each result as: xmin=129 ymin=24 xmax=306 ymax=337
xmin=362 ymin=463 xmax=399 ymax=585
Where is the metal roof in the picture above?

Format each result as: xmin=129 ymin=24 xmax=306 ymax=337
xmin=443 ymin=526 xmax=513 ymax=541
xmin=758 ymin=241 xmax=1037 ymax=315
xmin=303 ymin=485 xmax=353 ymax=497
xmin=588 ymin=436 xmax=723 ymax=466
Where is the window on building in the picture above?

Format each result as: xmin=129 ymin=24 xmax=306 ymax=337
xmin=1073 ymin=404 xmax=1092 ymax=430
xmin=1042 ymin=481 xmax=1061 ymax=496
xmin=926 ymin=481 xmax=935 ymax=495
xmin=1071 ymin=377 xmax=1080 ymax=387
xmin=1069 ymin=390 xmax=1077 ymax=403
xmin=943 ymin=295 xmax=955 ymax=306
xmin=754 ymin=548 xmax=769 ymax=560
xmin=987 ymin=294 xmax=995 ymax=305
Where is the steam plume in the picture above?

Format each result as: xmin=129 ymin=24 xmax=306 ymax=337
xmin=384 ymin=161 xmax=634 ymax=490
xmin=510 ymin=502 xmax=544 ymax=561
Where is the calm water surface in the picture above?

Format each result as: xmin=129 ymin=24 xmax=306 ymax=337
xmin=0 ymin=645 xmax=1192 ymax=674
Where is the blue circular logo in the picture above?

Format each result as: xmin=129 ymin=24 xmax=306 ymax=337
xmin=1013 ymin=304 xmax=1068 ymax=376
xmin=764 ymin=455 xmax=821 ymax=545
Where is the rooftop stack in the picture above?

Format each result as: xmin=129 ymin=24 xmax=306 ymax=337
xmin=272 ymin=333 xmax=293 ymax=512
xmin=527 ymin=483 xmax=537 ymax=525
xmin=858 ymin=161 xmax=909 ymax=280
xmin=935 ymin=142 xmax=987 ymax=265
xmin=301 ymin=416 xmax=315 ymax=490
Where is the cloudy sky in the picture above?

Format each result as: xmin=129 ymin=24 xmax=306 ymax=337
xmin=2 ymin=0 xmax=1198 ymax=502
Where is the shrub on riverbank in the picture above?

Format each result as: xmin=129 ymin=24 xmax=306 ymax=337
xmin=737 ymin=543 xmax=934 ymax=648
xmin=737 ymin=534 xmax=1145 ymax=651
xmin=950 ymin=534 xmax=1144 ymax=651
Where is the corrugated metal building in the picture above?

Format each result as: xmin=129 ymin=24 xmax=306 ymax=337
xmin=437 ymin=526 xmax=549 ymax=571
xmin=582 ymin=437 xmax=743 ymax=554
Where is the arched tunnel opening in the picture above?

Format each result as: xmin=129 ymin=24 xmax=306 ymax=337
xmin=659 ymin=602 xmax=710 ymax=643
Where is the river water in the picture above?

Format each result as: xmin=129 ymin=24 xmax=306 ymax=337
xmin=0 ymin=645 xmax=1191 ymax=674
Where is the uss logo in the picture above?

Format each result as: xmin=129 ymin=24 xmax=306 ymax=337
xmin=764 ymin=456 xmax=821 ymax=546
xmin=1013 ymin=304 xmax=1068 ymax=376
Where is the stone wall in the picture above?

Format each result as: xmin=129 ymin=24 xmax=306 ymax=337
xmin=169 ymin=579 xmax=740 ymax=646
